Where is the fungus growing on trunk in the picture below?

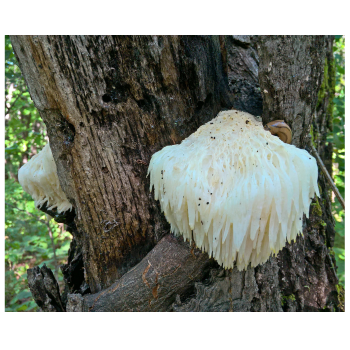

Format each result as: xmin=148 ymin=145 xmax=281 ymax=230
xmin=148 ymin=110 xmax=319 ymax=270
xmin=18 ymin=143 xmax=72 ymax=213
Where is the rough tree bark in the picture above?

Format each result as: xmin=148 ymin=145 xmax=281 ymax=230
xmin=11 ymin=35 xmax=341 ymax=312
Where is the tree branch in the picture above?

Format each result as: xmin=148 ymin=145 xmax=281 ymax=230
xmin=5 ymin=90 xmax=24 ymax=116
xmin=46 ymin=215 xmax=59 ymax=280
xmin=67 ymin=235 xmax=213 ymax=312
xmin=308 ymin=142 xmax=345 ymax=210
xmin=27 ymin=264 xmax=65 ymax=312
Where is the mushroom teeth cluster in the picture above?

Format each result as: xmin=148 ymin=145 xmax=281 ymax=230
xmin=18 ymin=143 xmax=72 ymax=213
xmin=148 ymin=110 xmax=319 ymax=270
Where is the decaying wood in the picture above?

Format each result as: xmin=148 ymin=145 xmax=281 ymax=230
xmin=226 ymin=35 xmax=263 ymax=116
xmin=27 ymin=265 xmax=65 ymax=312
xmin=11 ymin=35 xmax=341 ymax=312
xmin=71 ymin=235 xmax=213 ymax=312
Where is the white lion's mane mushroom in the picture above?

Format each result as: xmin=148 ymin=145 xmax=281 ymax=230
xmin=18 ymin=143 xmax=72 ymax=213
xmin=148 ymin=109 xmax=319 ymax=270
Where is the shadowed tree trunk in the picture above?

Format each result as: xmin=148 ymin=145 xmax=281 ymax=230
xmin=11 ymin=35 xmax=341 ymax=311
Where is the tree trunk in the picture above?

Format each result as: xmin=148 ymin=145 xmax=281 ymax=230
xmin=11 ymin=35 xmax=341 ymax=311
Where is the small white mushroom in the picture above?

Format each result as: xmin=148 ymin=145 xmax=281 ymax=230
xmin=148 ymin=109 xmax=319 ymax=270
xmin=18 ymin=143 xmax=72 ymax=213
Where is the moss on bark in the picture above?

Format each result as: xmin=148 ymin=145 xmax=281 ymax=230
xmin=317 ymin=56 xmax=336 ymax=131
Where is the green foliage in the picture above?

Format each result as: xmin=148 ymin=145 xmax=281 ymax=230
xmin=5 ymin=35 xmax=47 ymax=180
xmin=5 ymin=182 xmax=72 ymax=311
xmin=5 ymin=36 xmax=72 ymax=312
xmin=281 ymin=294 xmax=296 ymax=307
xmin=311 ymin=197 xmax=323 ymax=217
xmin=328 ymin=36 xmax=345 ymax=286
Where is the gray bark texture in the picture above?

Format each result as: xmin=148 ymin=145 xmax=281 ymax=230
xmin=11 ymin=35 xmax=341 ymax=312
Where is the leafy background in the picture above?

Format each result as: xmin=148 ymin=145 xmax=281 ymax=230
xmin=5 ymin=36 xmax=72 ymax=311
xmin=329 ymin=36 xmax=345 ymax=286
xmin=4 ymin=35 xmax=345 ymax=311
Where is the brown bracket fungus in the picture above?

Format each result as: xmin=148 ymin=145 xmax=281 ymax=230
xmin=18 ymin=143 xmax=73 ymax=213
xmin=264 ymin=120 xmax=292 ymax=144
xmin=148 ymin=110 xmax=319 ymax=270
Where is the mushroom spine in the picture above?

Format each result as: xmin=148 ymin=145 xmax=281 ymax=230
xmin=148 ymin=109 xmax=319 ymax=270
xmin=18 ymin=143 xmax=72 ymax=213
